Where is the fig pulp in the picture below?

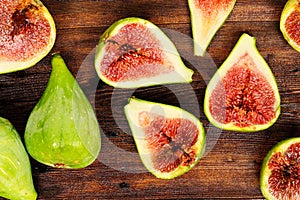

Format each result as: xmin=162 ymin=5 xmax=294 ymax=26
xmin=0 ymin=0 xmax=56 ymax=74
xmin=0 ymin=117 xmax=37 ymax=200
xmin=204 ymin=33 xmax=280 ymax=132
xmin=124 ymin=98 xmax=206 ymax=179
xmin=94 ymin=17 xmax=194 ymax=88
xmin=280 ymin=0 xmax=300 ymax=53
xmin=25 ymin=54 xmax=101 ymax=169
xmin=188 ymin=0 xmax=236 ymax=56
xmin=260 ymin=138 xmax=300 ymax=200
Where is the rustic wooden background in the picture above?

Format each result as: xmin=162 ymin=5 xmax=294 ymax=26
xmin=0 ymin=0 xmax=299 ymax=199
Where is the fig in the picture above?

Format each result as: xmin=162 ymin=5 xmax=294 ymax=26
xmin=124 ymin=98 xmax=206 ymax=179
xmin=204 ymin=33 xmax=280 ymax=132
xmin=260 ymin=138 xmax=300 ymax=200
xmin=188 ymin=0 xmax=236 ymax=56
xmin=280 ymin=0 xmax=300 ymax=53
xmin=94 ymin=17 xmax=194 ymax=88
xmin=25 ymin=54 xmax=101 ymax=169
xmin=0 ymin=117 xmax=37 ymax=200
xmin=0 ymin=0 xmax=56 ymax=74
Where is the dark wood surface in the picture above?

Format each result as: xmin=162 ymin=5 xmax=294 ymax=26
xmin=0 ymin=0 xmax=299 ymax=199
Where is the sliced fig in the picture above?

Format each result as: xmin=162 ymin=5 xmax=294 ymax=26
xmin=124 ymin=98 xmax=205 ymax=179
xmin=280 ymin=0 xmax=300 ymax=53
xmin=0 ymin=0 xmax=56 ymax=74
xmin=204 ymin=33 xmax=280 ymax=132
xmin=260 ymin=138 xmax=300 ymax=200
xmin=0 ymin=117 xmax=37 ymax=200
xmin=188 ymin=0 xmax=236 ymax=56
xmin=94 ymin=17 xmax=194 ymax=88
xmin=25 ymin=54 xmax=101 ymax=169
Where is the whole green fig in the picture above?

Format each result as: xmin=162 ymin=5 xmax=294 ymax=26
xmin=25 ymin=54 xmax=101 ymax=169
xmin=0 ymin=117 xmax=37 ymax=200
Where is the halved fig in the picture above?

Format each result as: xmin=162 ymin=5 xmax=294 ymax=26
xmin=124 ymin=98 xmax=206 ymax=179
xmin=25 ymin=54 xmax=101 ymax=169
xmin=204 ymin=33 xmax=280 ymax=132
xmin=0 ymin=0 xmax=56 ymax=74
xmin=260 ymin=137 xmax=300 ymax=200
xmin=188 ymin=0 xmax=236 ymax=56
xmin=0 ymin=117 xmax=37 ymax=200
xmin=94 ymin=17 xmax=194 ymax=88
xmin=280 ymin=0 xmax=300 ymax=53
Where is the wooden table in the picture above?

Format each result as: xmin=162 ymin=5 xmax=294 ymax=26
xmin=0 ymin=0 xmax=299 ymax=199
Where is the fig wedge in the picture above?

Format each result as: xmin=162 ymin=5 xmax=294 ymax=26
xmin=124 ymin=98 xmax=206 ymax=179
xmin=188 ymin=0 xmax=236 ymax=56
xmin=280 ymin=0 xmax=300 ymax=53
xmin=0 ymin=0 xmax=56 ymax=74
xmin=204 ymin=33 xmax=280 ymax=132
xmin=94 ymin=17 xmax=193 ymax=88
xmin=260 ymin=138 xmax=300 ymax=200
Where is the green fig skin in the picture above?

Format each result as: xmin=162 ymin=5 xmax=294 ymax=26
xmin=25 ymin=54 xmax=101 ymax=169
xmin=0 ymin=117 xmax=37 ymax=200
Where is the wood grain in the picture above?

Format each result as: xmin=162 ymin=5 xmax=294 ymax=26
xmin=0 ymin=0 xmax=299 ymax=199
